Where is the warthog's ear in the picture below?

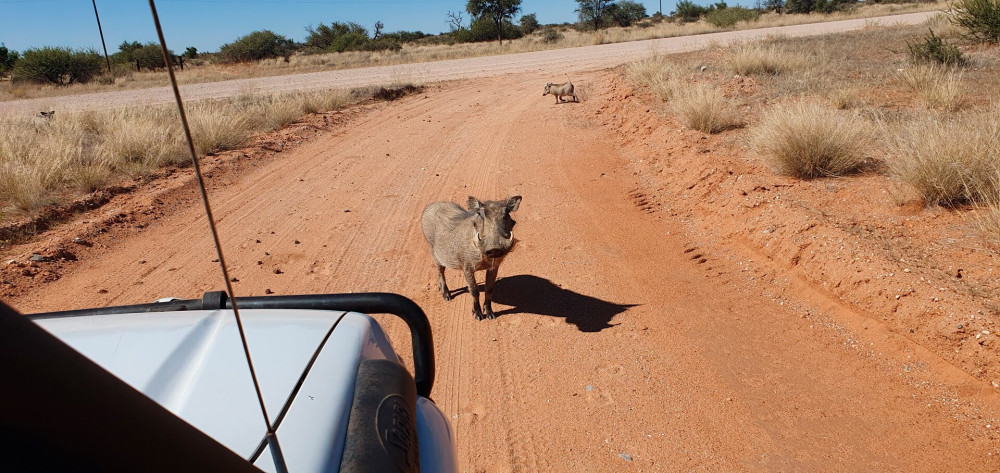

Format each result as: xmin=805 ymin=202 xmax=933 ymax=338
xmin=467 ymin=196 xmax=483 ymax=211
xmin=506 ymin=196 xmax=522 ymax=213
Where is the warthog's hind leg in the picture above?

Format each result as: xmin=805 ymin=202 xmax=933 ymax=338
xmin=436 ymin=263 xmax=451 ymax=301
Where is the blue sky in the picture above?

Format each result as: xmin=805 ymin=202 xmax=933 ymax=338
xmin=0 ymin=0 xmax=681 ymax=54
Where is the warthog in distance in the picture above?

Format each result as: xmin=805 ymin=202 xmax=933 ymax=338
xmin=422 ymin=196 xmax=522 ymax=320
xmin=543 ymin=81 xmax=578 ymax=104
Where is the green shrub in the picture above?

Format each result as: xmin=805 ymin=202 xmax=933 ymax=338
xmin=0 ymin=43 xmax=18 ymax=79
xmin=705 ymin=6 xmax=760 ymax=27
xmin=908 ymin=29 xmax=965 ymax=65
xmin=453 ymin=17 xmax=523 ymax=43
xmin=949 ymin=0 xmax=1000 ymax=43
xmin=675 ymin=0 xmax=710 ymax=22
xmin=11 ymin=47 xmax=102 ymax=85
xmin=113 ymin=42 xmax=172 ymax=70
xmin=610 ymin=1 xmax=649 ymax=26
xmin=520 ymin=13 xmax=540 ymax=34
xmin=219 ymin=30 xmax=296 ymax=63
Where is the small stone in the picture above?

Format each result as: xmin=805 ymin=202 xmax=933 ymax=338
xmin=257 ymin=261 xmax=264 ymax=265
xmin=344 ymin=209 xmax=350 ymax=213
xmin=619 ymin=453 xmax=633 ymax=462
xmin=294 ymin=240 xmax=300 ymax=245
xmin=585 ymin=385 xmax=594 ymax=392
xmin=29 ymin=254 xmax=46 ymax=262
xmin=264 ymin=288 xmax=274 ymax=294
xmin=230 ymin=277 xmax=239 ymax=282
xmin=274 ymin=268 xmax=283 ymax=274
xmin=98 ymin=289 xmax=108 ymax=294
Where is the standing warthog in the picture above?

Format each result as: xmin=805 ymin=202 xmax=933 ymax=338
xmin=422 ymin=195 xmax=522 ymax=320
xmin=543 ymin=81 xmax=578 ymax=103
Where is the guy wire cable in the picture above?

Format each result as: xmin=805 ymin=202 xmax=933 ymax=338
xmin=147 ymin=1 xmax=289 ymax=471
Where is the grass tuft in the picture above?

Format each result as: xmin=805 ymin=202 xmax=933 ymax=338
xmin=884 ymin=110 xmax=1000 ymax=206
xmin=671 ymin=84 xmax=741 ymax=133
xmin=750 ymin=101 xmax=871 ymax=179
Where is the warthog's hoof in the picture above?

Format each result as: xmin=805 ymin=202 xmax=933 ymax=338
xmin=484 ymin=310 xmax=496 ymax=320
xmin=442 ymin=293 xmax=452 ymax=301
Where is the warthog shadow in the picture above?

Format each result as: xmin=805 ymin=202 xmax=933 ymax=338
xmin=486 ymin=274 xmax=635 ymax=332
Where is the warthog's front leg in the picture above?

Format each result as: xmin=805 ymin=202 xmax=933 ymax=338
xmin=463 ymin=267 xmax=484 ymax=320
xmin=483 ymin=267 xmax=498 ymax=320
xmin=436 ymin=263 xmax=450 ymax=301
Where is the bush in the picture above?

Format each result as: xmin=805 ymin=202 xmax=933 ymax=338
xmin=671 ymin=84 xmax=741 ymax=133
xmin=453 ymin=17 xmax=523 ymax=43
xmin=11 ymin=47 xmax=103 ymax=85
xmin=886 ymin=111 xmax=1000 ymax=206
xmin=0 ymin=43 xmax=19 ymax=79
xmin=785 ymin=0 xmax=854 ymax=14
xmin=948 ymin=0 xmax=1000 ymax=43
xmin=520 ymin=13 xmax=540 ymax=34
xmin=541 ymin=27 xmax=564 ymax=43
xmin=219 ymin=30 xmax=296 ymax=63
xmin=675 ymin=0 xmax=710 ymax=22
xmin=381 ymin=30 xmax=427 ymax=43
xmin=705 ymin=6 xmax=760 ymax=27
xmin=750 ymin=102 xmax=870 ymax=179
xmin=306 ymin=22 xmax=367 ymax=51
xmin=908 ymin=29 xmax=966 ymax=65
xmin=113 ymin=42 xmax=172 ymax=70
xmin=609 ymin=0 xmax=648 ymax=26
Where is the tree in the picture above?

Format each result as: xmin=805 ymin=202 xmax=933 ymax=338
xmin=576 ymin=0 xmax=616 ymax=30
xmin=11 ymin=47 xmax=102 ymax=85
xmin=218 ymin=30 xmax=296 ymax=63
xmin=184 ymin=47 xmax=198 ymax=59
xmin=0 ymin=43 xmax=19 ymax=79
xmin=305 ymin=21 xmax=368 ymax=51
xmin=374 ymin=21 xmax=384 ymax=39
xmin=520 ymin=13 xmax=540 ymax=34
xmin=609 ymin=0 xmax=648 ymax=26
xmin=446 ymin=10 xmax=466 ymax=32
xmin=467 ymin=0 xmax=523 ymax=44
xmin=764 ymin=0 xmax=785 ymax=13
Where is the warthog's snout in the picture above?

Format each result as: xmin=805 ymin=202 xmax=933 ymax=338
xmin=422 ymin=195 xmax=522 ymax=321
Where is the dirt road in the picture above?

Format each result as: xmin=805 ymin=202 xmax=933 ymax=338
xmin=0 ymin=11 xmax=935 ymax=116
xmin=7 ymin=62 xmax=1000 ymax=471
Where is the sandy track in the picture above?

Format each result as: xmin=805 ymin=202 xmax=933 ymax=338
xmin=8 ymin=64 xmax=1000 ymax=470
xmin=0 ymin=11 xmax=935 ymax=117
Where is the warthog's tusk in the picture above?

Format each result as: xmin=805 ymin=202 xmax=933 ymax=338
xmin=475 ymin=231 xmax=482 ymax=241
xmin=507 ymin=231 xmax=514 ymax=242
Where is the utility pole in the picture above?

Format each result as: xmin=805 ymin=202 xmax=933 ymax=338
xmin=92 ymin=0 xmax=112 ymax=74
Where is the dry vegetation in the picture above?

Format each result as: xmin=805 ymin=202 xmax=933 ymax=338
xmin=0 ymin=87 xmax=374 ymax=221
xmin=626 ymin=12 xmax=1000 ymax=239
xmin=0 ymin=1 xmax=945 ymax=103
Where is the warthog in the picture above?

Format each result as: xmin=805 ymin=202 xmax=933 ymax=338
xmin=422 ymin=195 xmax=522 ymax=320
xmin=543 ymin=81 xmax=578 ymax=104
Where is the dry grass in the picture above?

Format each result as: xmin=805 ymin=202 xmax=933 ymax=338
xmin=0 ymin=2 xmax=946 ymax=103
xmin=671 ymin=84 xmax=742 ymax=133
xmin=896 ymin=64 xmax=965 ymax=111
xmin=627 ymin=55 xmax=679 ymax=101
xmin=0 ymin=87 xmax=357 ymax=220
xmin=750 ymin=101 xmax=871 ymax=178
xmin=884 ymin=109 xmax=1000 ymax=206
xmin=726 ymin=41 xmax=806 ymax=76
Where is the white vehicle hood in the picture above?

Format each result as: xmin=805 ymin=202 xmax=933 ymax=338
xmin=36 ymin=308 xmax=400 ymax=471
